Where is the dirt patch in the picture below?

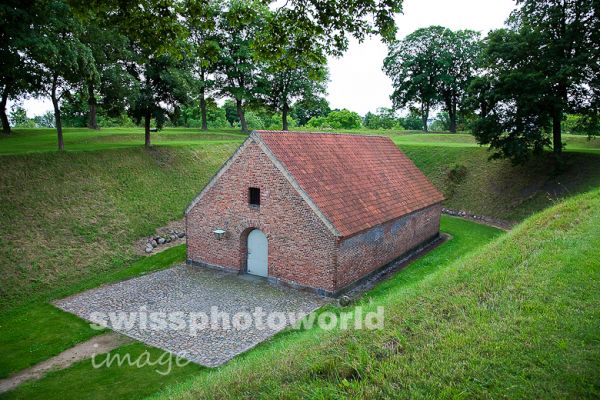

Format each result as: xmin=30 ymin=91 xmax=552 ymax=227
xmin=0 ymin=332 xmax=133 ymax=394
xmin=135 ymin=218 xmax=186 ymax=256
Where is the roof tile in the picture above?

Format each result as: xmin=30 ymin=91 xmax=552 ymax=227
xmin=256 ymin=131 xmax=444 ymax=237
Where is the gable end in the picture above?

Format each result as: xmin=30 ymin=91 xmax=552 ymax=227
xmin=184 ymin=136 xmax=254 ymax=215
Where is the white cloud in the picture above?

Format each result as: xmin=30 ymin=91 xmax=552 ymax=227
xmin=13 ymin=0 xmax=516 ymax=118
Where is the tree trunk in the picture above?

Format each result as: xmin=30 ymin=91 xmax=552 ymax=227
xmin=144 ymin=110 xmax=151 ymax=147
xmin=449 ymin=94 xmax=457 ymax=133
xmin=236 ymin=99 xmax=248 ymax=133
xmin=0 ymin=89 xmax=10 ymax=135
xmin=200 ymin=95 xmax=208 ymax=131
xmin=200 ymin=69 xmax=208 ymax=131
xmin=87 ymin=84 xmax=99 ymax=130
xmin=552 ymin=109 xmax=562 ymax=156
xmin=421 ymin=103 xmax=429 ymax=132
xmin=282 ymin=102 xmax=289 ymax=131
xmin=51 ymin=76 xmax=64 ymax=151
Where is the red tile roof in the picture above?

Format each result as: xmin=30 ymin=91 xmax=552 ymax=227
xmin=255 ymin=131 xmax=444 ymax=237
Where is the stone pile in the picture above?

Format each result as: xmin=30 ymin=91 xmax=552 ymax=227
xmin=145 ymin=230 xmax=185 ymax=253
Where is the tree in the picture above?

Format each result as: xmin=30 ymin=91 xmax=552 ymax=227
xmin=291 ymin=97 xmax=330 ymax=126
xmin=437 ymin=30 xmax=481 ymax=133
xmin=384 ymin=27 xmax=448 ymax=132
xmin=384 ymin=26 xmax=481 ymax=133
xmin=183 ymin=0 xmax=222 ymax=131
xmin=261 ymin=41 xmax=328 ymax=130
xmin=307 ymin=109 xmax=362 ymax=129
xmin=223 ymin=99 xmax=239 ymax=127
xmin=364 ymin=107 xmax=400 ymax=129
xmin=79 ymin=16 xmax=133 ymax=130
xmin=255 ymin=0 xmax=403 ymax=58
xmin=0 ymin=0 xmax=44 ymax=134
xmin=129 ymin=53 xmax=193 ymax=146
xmin=26 ymin=0 xmax=98 ymax=150
xmin=215 ymin=0 xmax=269 ymax=133
xmin=471 ymin=0 xmax=600 ymax=163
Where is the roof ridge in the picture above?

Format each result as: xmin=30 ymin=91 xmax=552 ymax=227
xmin=253 ymin=130 xmax=390 ymax=139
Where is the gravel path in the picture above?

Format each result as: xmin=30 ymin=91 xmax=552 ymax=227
xmin=54 ymin=265 xmax=327 ymax=367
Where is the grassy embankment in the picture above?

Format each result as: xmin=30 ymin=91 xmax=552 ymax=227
xmin=1 ymin=217 xmax=501 ymax=400
xmin=0 ymin=127 xmax=599 ymax=399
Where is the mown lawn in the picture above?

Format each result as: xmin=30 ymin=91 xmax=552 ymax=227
xmin=0 ymin=216 xmax=501 ymax=399
xmin=0 ymin=127 xmax=245 ymax=155
xmin=146 ymin=188 xmax=600 ymax=399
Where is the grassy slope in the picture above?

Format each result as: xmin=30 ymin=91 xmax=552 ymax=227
xmin=0 ymin=142 xmax=239 ymax=310
xmin=1 ymin=128 xmax=599 ymax=308
xmin=150 ymin=188 xmax=600 ymax=399
xmin=0 ymin=217 xmax=501 ymax=400
xmin=0 ymin=245 xmax=186 ymax=378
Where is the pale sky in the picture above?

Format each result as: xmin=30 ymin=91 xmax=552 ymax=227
xmin=14 ymin=0 xmax=515 ymax=117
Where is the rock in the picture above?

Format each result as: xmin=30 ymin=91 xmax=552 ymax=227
xmin=158 ymin=237 xmax=166 ymax=245
xmin=166 ymin=236 xmax=172 ymax=243
xmin=145 ymin=245 xmax=153 ymax=253
xmin=151 ymin=239 xmax=158 ymax=248
xmin=170 ymin=234 xmax=177 ymax=240
xmin=338 ymin=295 xmax=351 ymax=307
xmin=177 ymin=232 xmax=185 ymax=238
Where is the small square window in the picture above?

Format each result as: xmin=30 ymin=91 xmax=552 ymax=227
xmin=249 ymin=187 xmax=260 ymax=206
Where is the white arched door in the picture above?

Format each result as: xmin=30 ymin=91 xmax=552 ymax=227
xmin=247 ymin=229 xmax=268 ymax=277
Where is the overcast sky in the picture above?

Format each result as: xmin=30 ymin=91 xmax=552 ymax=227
xmin=15 ymin=0 xmax=516 ymax=117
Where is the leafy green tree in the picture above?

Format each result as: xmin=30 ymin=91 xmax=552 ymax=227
xmin=261 ymin=47 xmax=328 ymax=130
xmin=307 ymin=109 xmax=362 ymax=129
xmin=79 ymin=16 xmax=133 ymax=130
xmin=384 ymin=27 xmax=448 ymax=132
xmin=215 ymin=0 xmax=269 ymax=132
xmin=384 ymin=26 xmax=481 ymax=133
xmin=71 ymin=0 xmax=187 ymax=145
xmin=223 ymin=99 xmax=239 ymax=127
xmin=33 ymin=111 xmax=55 ymax=128
xmin=400 ymin=110 xmax=425 ymax=130
xmin=471 ymin=0 xmax=600 ymax=163
xmin=0 ymin=0 xmax=44 ymax=134
xmin=9 ymin=106 xmax=35 ymax=128
xmin=364 ymin=107 xmax=401 ymax=129
xmin=291 ymin=97 xmax=330 ymax=126
xmin=437 ymin=30 xmax=481 ymax=133
xmin=255 ymin=0 xmax=403 ymax=58
xmin=26 ymin=0 xmax=98 ymax=149
xmin=129 ymin=53 xmax=194 ymax=145
xmin=183 ymin=0 xmax=222 ymax=130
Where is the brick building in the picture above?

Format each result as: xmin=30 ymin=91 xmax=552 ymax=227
xmin=185 ymin=130 xmax=444 ymax=297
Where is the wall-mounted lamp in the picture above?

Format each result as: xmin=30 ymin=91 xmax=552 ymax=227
xmin=212 ymin=229 xmax=226 ymax=240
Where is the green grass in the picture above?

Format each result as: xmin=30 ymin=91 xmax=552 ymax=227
xmin=0 ymin=127 xmax=245 ymax=155
xmin=1 ymin=127 xmax=598 ymax=398
xmin=0 ymin=245 xmax=186 ymax=378
xmin=0 ymin=217 xmax=501 ymax=399
xmin=401 ymin=145 xmax=600 ymax=221
xmin=2 ymin=128 xmax=600 ymax=309
xmin=146 ymin=188 xmax=600 ymax=399
xmin=0 ymin=143 xmax=238 ymax=310
xmin=0 ymin=343 xmax=204 ymax=400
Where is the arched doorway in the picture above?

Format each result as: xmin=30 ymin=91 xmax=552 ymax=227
xmin=247 ymin=229 xmax=268 ymax=277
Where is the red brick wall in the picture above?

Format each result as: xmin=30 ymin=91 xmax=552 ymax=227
xmin=186 ymin=139 xmax=338 ymax=292
xmin=335 ymin=203 xmax=442 ymax=290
